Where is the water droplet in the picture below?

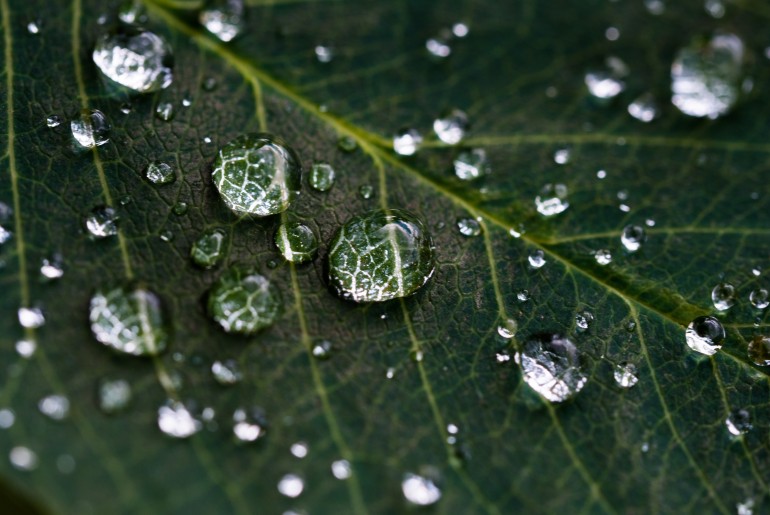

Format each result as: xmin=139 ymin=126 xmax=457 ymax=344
xmin=685 ymin=315 xmax=725 ymax=355
xmin=359 ymin=184 xmax=374 ymax=199
xmin=327 ymin=209 xmax=435 ymax=302
xmin=46 ymin=114 xmax=61 ymax=128
xmin=528 ymin=249 xmax=546 ymax=269
xmin=18 ymin=307 xmax=45 ymax=328
xmin=38 ymin=394 xmax=70 ymax=421
xmin=155 ymin=101 xmax=175 ymax=121
xmin=426 ymin=37 xmax=451 ymax=58
xmin=278 ymin=473 xmax=304 ymax=498
xmin=10 ymin=446 xmax=38 ymax=471
xmin=159 ymin=229 xmax=174 ymax=242
xmin=456 ymin=217 xmax=481 ymax=237
xmin=410 ymin=349 xmax=424 ymax=362
xmin=233 ymin=407 xmax=266 ymax=442
xmin=585 ymin=58 xmax=626 ymax=99
xmin=40 ymin=256 xmax=64 ymax=280
xmin=315 ymin=45 xmax=333 ymax=63
xmin=514 ymin=333 xmax=587 ymax=403
xmin=93 ymin=28 xmax=173 ymax=93
xmin=0 ymin=409 xmax=15 ymax=429
xmin=0 ymin=225 xmax=11 ymax=245
xmin=274 ymin=222 xmax=318 ymax=264
xmin=671 ymin=33 xmax=744 ymax=119
xmin=393 ymin=128 xmax=423 ymax=156
xmin=386 ymin=367 xmax=396 ymax=379
xmin=553 ymin=148 xmax=570 ymax=165
xmin=535 ymin=183 xmax=569 ymax=216
xmin=212 ymin=133 xmax=301 ymax=216
xmin=605 ymin=26 xmax=620 ymax=41
xmin=71 ymin=109 xmax=110 ymax=149
xmin=290 ymin=442 xmax=308 ymax=458
xmin=118 ymin=0 xmax=148 ymax=25
xmin=749 ymin=289 xmax=769 ymax=310
xmin=211 ymin=360 xmax=242 ymax=385
xmin=309 ymin=163 xmax=335 ymax=192
xmin=433 ymin=109 xmax=468 ymax=145
xmin=331 ymin=459 xmax=352 ymax=480
xmin=704 ymin=0 xmax=725 ymax=18
xmin=496 ymin=351 xmax=511 ymax=363
xmin=337 ymin=135 xmax=357 ymax=152
xmin=158 ymin=401 xmax=201 ymax=438
xmin=402 ymin=472 xmax=442 ymax=506
xmin=191 ymin=228 xmax=228 ymax=269
xmin=614 ymin=362 xmax=639 ymax=388
xmin=85 ymin=206 xmax=118 ymax=238
xmin=747 ymin=335 xmax=770 ymax=366
xmin=200 ymin=0 xmax=244 ymax=42
xmin=596 ymin=169 xmax=607 ymax=179
xmin=452 ymin=22 xmax=469 ymax=38
xmin=202 ymin=76 xmax=218 ymax=91
xmin=497 ymin=319 xmax=517 ymax=339
xmin=453 ymin=148 xmax=488 ymax=180
xmin=726 ymin=408 xmax=751 ymax=436
xmin=26 ymin=20 xmax=40 ymax=34
xmin=15 ymin=339 xmax=36 ymax=358
xmin=737 ymin=498 xmax=755 ymax=515
xmin=645 ymin=0 xmax=665 ymax=15
xmin=312 ymin=340 xmax=333 ymax=360
xmin=627 ymin=93 xmax=660 ymax=122
xmin=517 ymin=289 xmax=530 ymax=302
xmin=90 ymin=286 xmax=168 ymax=356
xmin=173 ymin=202 xmax=188 ymax=216
xmin=119 ymin=195 xmax=132 ymax=206
xmin=594 ymin=249 xmax=612 ymax=266
xmin=620 ymin=224 xmax=645 ymax=252
xmin=575 ymin=311 xmax=593 ymax=332
xmin=711 ymin=282 xmax=736 ymax=311
xmin=207 ymin=266 xmax=282 ymax=334
xmin=98 ymin=378 xmax=132 ymax=414
xmin=145 ymin=162 xmax=175 ymax=185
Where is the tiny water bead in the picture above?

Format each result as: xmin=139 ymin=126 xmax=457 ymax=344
xmin=528 ymin=249 xmax=546 ymax=269
xmin=584 ymin=68 xmax=625 ymax=99
xmin=118 ymin=0 xmax=148 ymax=25
xmin=359 ymin=184 xmax=374 ymax=199
xmin=627 ymin=93 xmax=660 ymax=122
xmin=18 ymin=307 xmax=45 ymax=328
xmin=92 ymin=28 xmax=173 ymax=93
xmin=327 ymin=209 xmax=435 ymax=303
xmin=173 ymin=202 xmax=188 ymax=216
xmin=671 ymin=33 xmax=744 ymax=119
xmin=308 ymin=163 xmax=335 ymax=192
xmin=535 ymin=183 xmax=569 ymax=217
xmin=212 ymin=133 xmax=302 ymax=217
xmin=747 ymin=335 xmax=770 ymax=366
xmin=553 ymin=148 xmax=570 ymax=165
xmin=514 ymin=333 xmax=587 ymax=403
xmin=312 ymin=340 xmax=333 ymax=360
xmin=191 ymin=229 xmax=228 ymax=268
xmin=290 ymin=442 xmax=309 ymax=459
xmin=614 ymin=362 xmax=639 ymax=388
xmin=275 ymin=222 xmax=318 ymax=264
xmin=200 ymin=0 xmax=244 ymax=43
xmin=16 ymin=339 xmax=36 ymax=358
xmin=393 ymin=128 xmax=423 ymax=156
xmin=207 ymin=266 xmax=282 ymax=335
xmin=158 ymin=401 xmax=201 ymax=439
xmin=456 ymin=217 xmax=481 ymax=237
xmin=98 ymin=379 xmax=132 ymax=414
xmin=497 ymin=318 xmax=517 ymax=339
xmin=315 ymin=45 xmax=334 ymax=63
xmin=46 ymin=115 xmax=62 ymax=128
xmin=38 ymin=394 xmax=70 ymax=421
xmin=233 ymin=408 xmax=266 ymax=442
xmin=711 ymin=282 xmax=736 ymax=311
xmin=337 ymin=135 xmax=357 ymax=153
xmin=89 ymin=286 xmax=168 ymax=356
xmin=155 ymin=101 xmax=175 ymax=121
xmin=401 ymin=472 xmax=442 ymax=506
xmin=278 ymin=473 xmax=304 ymax=498
xmin=726 ymin=409 xmax=752 ymax=436
xmin=433 ymin=109 xmax=468 ymax=145
xmin=212 ymin=360 xmax=242 ymax=385
xmin=426 ymin=37 xmax=451 ymax=58
xmin=71 ymin=109 xmax=110 ymax=149
xmin=685 ymin=315 xmax=725 ymax=355
xmin=331 ymin=459 xmax=352 ymax=480
xmin=145 ymin=162 xmax=175 ymax=185
xmin=10 ymin=446 xmax=38 ymax=471
xmin=40 ymin=256 xmax=64 ymax=280
xmin=595 ymin=249 xmax=612 ymax=266
xmin=453 ymin=148 xmax=489 ymax=180
xmin=575 ymin=311 xmax=593 ymax=332
xmin=85 ymin=206 xmax=118 ymax=238
xmin=620 ymin=224 xmax=645 ymax=252
xmin=749 ymin=288 xmax=769 ymax=310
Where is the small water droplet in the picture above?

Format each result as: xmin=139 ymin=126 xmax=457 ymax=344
xmin=159 ymin=229 xmax=174 ymax=242
xmin=93 ymin=28 xmax=172 ymax=93
xmin=496 ymin=351 xmax=511 ymax=363
xmin=594 ymin=249 xmax=612 ymax=266
xmin=232 ymin=407 xmax=266 ymax=442
xmin=749 ymin=289 xmax=769 ymax=310
xmin=553 ymin=148 xmax=571 ymax=165
xmin=46 ymin=114 xmax=61 ymax=128
xmin=402 ymin=472 xmax=442 ymax=506
xmin=535 ymin=183 xmax=569 ymax=216
xmin=737 ymin=498 xmax=755 ymax=515
xmin=275 ymin=222 xmax=318 ymax=264
xmin=71 ymin=109 xmax=110 ymax=149
xmin=40 ymin=256 xmax=64 ymax=280
xmin=312 ymin=340 xmax=333 ymax=360
xmin=213 ymin=133 xmax=302 ymax=216
xmin=453 ymin=148 xmax=489 ymax=180
xmin=528 ymin=249 xmax=546 ymax=269
xmin=85 ymin=206 xmax=118 ymax=238
xmin=290 ymin=442 xmax=308 ymax=459
xmin=433 ymin=109 xmax=468 ymax=145
xmin=155 ymin=101 xmax=175 ymax=121
xmin=15 ymin=339 xmax=36 ymax=358
xmin=98 ymin=378 xmax=132 ymax=414
xmin=173 ymin=202 xmax=188 ymax=216
xmin=10 ymin=446 xmax=38 ymax=471
xmin=331 ymin=459 xmax=352 ymax=480
xmin=410 ymin=349 xmax=424 ymax=362
xmin=748 ymin=335 xmax=770 ymax=366
xmin=278 ymin=473 xmax=304 ymax=498
xmin=118 ymin=0 xmax=148 ymax=24
xmin=18 ymin=307 xmax=45 ymax=329
xmin=585 ymin=57 xmax=627 ymax=99
xmin=208 ymin=266 xmax=282 ymax=334
xmin=359 ymin=184 xmax=374 ymax=199
xmin=605 ymin=26 xmax=620 ymax=41
xmin=704 ymin=0 xmax=725 ymax=18
xmin=315 ymin=45 xmax=334 ymax=63
xmin=452 ymin=22 xmax=469 ymax=38
xmin=711 ymin=282 xmax=736 ymax=311
xmin=645 ymin=0 xmax=665 ymax=14
xmin=309 ymin=163 xmax=335 ymax=192
xmin=497 ymin=319 xmax=517 ymax=339
xmin=614 ymin=362 xmax=639 ymax=388
xmin=38 ymin=394 xmax=70 ymax=421
xmin=203 ymin=76 xmax=218 ymax=91
xmin=0 ymin=409 xmax=15 ymax=429
xmin=393 ymin=128 xmax=423 ymax=156
xmin=426 ymin=37 xmax=451 ymax=58
xmin=627 ymin=93 xmax=659 ymax=122
xmin=26 ymin=20 xmax=40 ymax=34
xmin=145 ymin=162 xmax=175 ymax=185
xmin=517 ymin=290 xmax=530 ymax=302
xmin=200 ymin=0 xmax=244 ymax=42
xmin=685 ymin=315 xmax=725 ymax=355
xmin=456 ymin=217 xmax=481 ymax=237
xmin=191 ymin=229 xmax=228 ymax=269
xmin=620 ymin=224 xmax=645 ymax=252
xmin=211 ymin=360 xmax=242 ymax=385
xmin=337 ymin=135 xmax=357 ymax=152
xmin=119 ymin=195 xmax=132 ymax=206
xmin=90 ymin=286 xmax=168 ymax=356
xmin=0 ymin=225 xmax=11 ymax=245
xmin=726 ymin=408 xmax=751 ymax=436
xmin=386 ymin=367 xmax=396 ymax=379
xmin=158 ymin=401 xmax=201 ymax=438
xmin=575 ymin=311 xmax=594 ymax=332
xmin=514 ymin=333 xmax=587 ymax=402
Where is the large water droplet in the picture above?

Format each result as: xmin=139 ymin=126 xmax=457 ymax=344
xmin=535 ymin=183 xmax=569 ymax=216
xmin=614 ymin=362 xmax=639 ymax=388
xmin=402 ymin=472 xmax=442 ymax=506
xmin=93 ymin=28 xmax=173 ymax=93
xmin=620 ymin=224 xmax=645 ymax=252
xmin=145 ymin=162 xmax=175 ymax=185
xmin=749 ymin=289 xmax=769 ymax=310
xmin=191 ymin=228 xmax=228 ymax=268
xmin=327 ymin=209 xmax=435 ymax=302
xmin=671 ymin=33 xmax=744 ymax=119
xmin=158 ymin=401 xmax=201 ymax=438
xmin=207 ymin=266 xmax=282 ymax=334
xmin=98 ymin=378 xmax=132 ymax=414
xmin=497 ymin=318 xmax=517 ymax=339
xmin=433 ymin=109 xmax=468 ymax=145
xmin=711 ymin=282 xmax=736 ymax=311
xmin=232 ymin=407 xmax=266 ymax=442
xmin=15 ymin=339 xmax=36 ymax=358
xmin=38 ymin=394 xmax=70 ymax=421
xmin=726 ymin=408 xmax=751 ymax=436
xmin=747 ymin=335 xmax=770 ymax=366
xmin=212 ymin=133 xmax=302 ymax=216
xmin=575 ymin=311 xmax=593 ymax=332
xmin=309 ymin=163 xmax=335 ymax=192
xmin=89 ymin=286 xmax=168 ymax=356
xmin=393 ymin=128 xmax=423 ymax=156
xmin=685 ymin=315 xmax=724 ymax=355
xmin=71 ymin=109 xmax=110 ymax=149
xmin=514 ymin=333 xmax=587 ymax=403
xmin=453 ymin=148 xmax=488 ymax=180
xmin=278 ymin=473 xmax=304 ymax=498
xmin=200 ymin=0 xmax=244 ymax=42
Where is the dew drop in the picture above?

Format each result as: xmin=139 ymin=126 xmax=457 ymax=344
xmin=337 ymin=135 xmax=357 ymax=152
xmin=0 ymin=225 xmax=11 ymax=245
xmin=85 ymin=206 xmax=118 ymax=238
xmin=312 ymin=340 xmax=333 ymax=360
xmin=725 ymin=408 xmax=751 ymax=436
xmin=514 ymin=333 xmax=587 ymax=403
xmin=315 ymin=45 xmax=334 ymax=63
xmin=46 ymin=115 xmax=61 ymax=128
xmin=433 ymin=109 xmax=468 ymax=145
xmin=0 ymin=409 xmax=15 ymax=429
xmin=93 ymin=28 xmax=173 ymax=93
xmin=38 ymin=394 xmax=70 ymax=421
xmin=290 ymin=442 xmax=308 ymax=459
xmin=528 ymin=249 xmax=546 ymax=269
xmin=159 ymin=229 xmax=174 ymax=243
xmin=207 ymin=266 xmax=282 ymax=334
xmin=327 ymin=209 xmax=435 ymax=302
xmin=711 ymin=282 xmax=736 ymax=311
xmin=749 ymin=289 xmax=769 ymax=310
xmin=456 ymin=217 xmax=481 ymax=237
xmin=118 ymin=0 xmax=148 ymax=25
xmin=331 ymin=459 xmax=352 ymax=480
xmin=233 ymin=407 xmax=266 ymax=442
xmin=737 ymin=498 xmax=755 ymax=515
xmin=89 ymin=286 xmax=168 ymax=356
xmin=200 ymin=0 xmax=244 ymax=43
xmin=155 ymin=101 xmax=175 ymax=121
xmin=575 ymin=311 xmax=593 ymax=332
xmin=517 ymin=290 xmax=530 ymax=302
xmin=211 ymin=360 xmax=242 ymax=385
xmin=627 ymin=93 xmax=659 ymax=122
xmin=704 ymin=0 xmax=725 ymax=18
xmin=40 ymin=256 xmax=64 ymax=280
xmin=645 ymin=0 xmax=665 ymax=14
xmin=585 ymin=59 xmax=626 ymax=99
xmin=202 ymin=76 xmax=218 ymax=91
xmin=393 ymin=128 xmax=423 ymax=156
xmin=212 ymin=133 xmax=302 ymax=216
xmin=535 ymin=183 xmax=569 ymax=217
xmin=553 ymin=148 xmax=570 ymax=165
xmin=402 ymin=472 xmax=442 ymax=506
xmin=26 ymin=20 xmax=40 ymax=34
xmin=278 ymin=474 xmax=304 ymax=498
xmin=453 ymin=148 xmax=488 ymax=180
xmin=309 ymin=163 xmax=335 ymax=192
xmin=426 ymin=37 xmax=451 ymax=58
xmin=144 ymin=162 xmax=175 ymax=185
xmin=497 ymin=318 xmax=517 ymax=339
xmin=594 ymin=249 xmax=612 ymax=266
xmin=71 ymin=109 xmax=110 ymax=149
xmin=158 ymin=401 xmax=201 ymax=438
xmin=15 ymin=339 xmax=36 ymax=358
xmin=620 ymin=224 xmax=645 ymax=252
xmin=191 ymin=229 xmax=228 ymax=269
xmin=452 ymin=22 xmax=469 ymax=38
xmin=18 ymin=307 xmax=45 ymax=329
xmin=685 ymin=315 xmax=725 ymax=355
xmin=10 ymin=446 xmax=38 ymax=471
xmin=614 ymin=362 xmax=639 ymax=388
xmin=359 ymin=184 xmax=374 ymax=199
xmin=173 ymin=202 xmax=188 ymax=216
xmin=98 ymin=378 xmax=132 ymax=414
xmin=275 ymin=222 xmax=318 ymax=264
xmin=747 ymin=335 xmax=770 ymax=366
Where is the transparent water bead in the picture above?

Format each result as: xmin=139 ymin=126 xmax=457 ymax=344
xmin=71 ymin=109 xmax=110 ymax=149
xmin=312 ymin=340 xmax=333 ymax=360
xmin=528 ymin=249 xmax=546 ymax=269
xmin=749 ymin=288 xmax=769 ymax=309
xmin=595 ymin=249 xmax=612 ymax=265
xmin=433 ymin=109 xmax=468 ymax=145
xmin=620 ymin=224 xmax=645 ymax=252
xmin=118 ymin=0 xmax=148 ymax=25
xmin=15 ymin=339 xmax=36 ymax=358
xmin=10 ymin=446 xmax=38 ymax=471
xmin=85 ymin=206 xmax=118 ymax=238
xmin=426 ymin=37 xmax=451 ymax=58
xmin=737 ymin=499 xmax=755 ymax=515
xmin=327 ymin=209 xmax=435 ymax=302
xmin=89 ymin=286 xmax=168 ymax=356
xmin=553 ymin=148 xmax=570 ymax=165
xmin=705 ymin=0 xmax=726 ymax=18
xmin=627 ymin=93 xmax=660 ymax=122
xmin=92 ymin=28 xmax=172 ymax=93
xmin=359 ymin=185 xmax=374 ymax=199
xmin=38 ymin=394 xmax=70 ymax=420
xmin=575 ymin=311 xmax=593 ymax=332
xmin=315 ymin=45 xmax=334 ymax=63
xmin=585 ymin=71 xmax=624 ymax=99
xmin=0 ymin=225 xmax=11 ymax=245
xmin=191 ymin=229 xmax=228 ymax=268
xmin=233 ymin=407 xmax=266 ymax=442
xmin=155 ymin=101 xmax=175 ymax=121
xmin=497 ymin=318 xmax=517 ymax=339
xmin=685 ymin=315 xmax=725 ymax=355
xmin=453 ymin=148 xmax=489 ymax=180
xmin=535 ymin=183 xmax=569 ymax=216
xmin=309 ymin=163 xmax=335 ymax=192
xmin=158 ymin=401 xmax=201 ymax=438
xmin=145 ymin=162 xmax=175 ymax=185
xmin=711 ymin=282 xmax=736 ymax=311
xmin=211 ymin=360 xmax=242 ymax=385
xmin=514 ymin=333 xmax=587 ymax=403
xmin=456 ymin=217 xmax=481 ymax=237
xmin=278 ymin=474 xmax=304 ymax=498
xmin=393 ymin=128 xmax=423 ymax=156
xmin=402 ymin=472 xmax=442 ymax=506
xmin=614 ymin=362 xmax=639 ymax=388
xmin=18 ymin=307 xmax=45 ymax=329
xmin=337 ymin=135 xmax=357 ymax=152
xmin=331 ymin=459 xmax=352 ymax=480
xmin=46 ymin=115 xmax=61 ymax=128
xmin=98 ymin=379 xmax=132 ymax=414
xmin=207 ymin=266 xmax=282 ymax=334
xmin=40 ymin=256 xmax=64 ymax=280
xmin=726 ymin=408 xmax=751 ymax=436
xmin=671 ymin=33 xmax=744 ymax=119
xmin=290 ymin=442 xmax=308 ymax=458
xmin=212 ymin=133 xmax=302 ymax=217
xmin=0 ymin=409 xmax=15 ymax=429
xmin=747 ymin=335 xmax=770 ymax=366
xmin=200 ymin=0 xmax=244 ymax=42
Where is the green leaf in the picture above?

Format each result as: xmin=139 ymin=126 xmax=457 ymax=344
xmin=1 ymin=0 xmax=769 ymax=513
